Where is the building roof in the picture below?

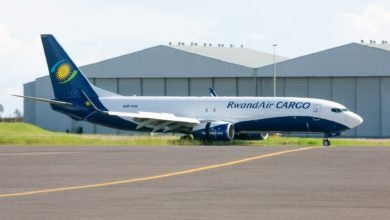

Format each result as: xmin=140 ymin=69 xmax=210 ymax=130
xmin=167 ymin=44 xmax=287 ymax=68
xmin=358 ymin=42 xmax=390 ymax=52
xmin=80 ymin=45 xmax=287 ymax=78
xmin=39 ymin=41 xmax=390 ymax=80
xmin=258 ymin=43 xmax=390 ymax=77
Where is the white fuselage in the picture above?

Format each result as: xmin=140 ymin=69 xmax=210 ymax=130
xmin=98 ymin=96 xmax=363 ymax=133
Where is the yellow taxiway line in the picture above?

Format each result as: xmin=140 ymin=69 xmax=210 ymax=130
xmin=0 ymin=147 xmax=317 ymax=198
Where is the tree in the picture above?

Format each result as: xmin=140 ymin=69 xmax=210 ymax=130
xmin=14 ymin=108 xmax=22 ymax=120
xmin=0 ymin=104 xmax=3 ymax=122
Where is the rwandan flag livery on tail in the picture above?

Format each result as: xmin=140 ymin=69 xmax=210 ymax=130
xmin=41 ymin=34 xmax=98 ymax=100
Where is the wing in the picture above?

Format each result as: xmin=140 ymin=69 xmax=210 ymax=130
xmin=108 ymin=111 xmax=200 ymax=132
xmin=78 ymin=90 xmax=200 ymax=132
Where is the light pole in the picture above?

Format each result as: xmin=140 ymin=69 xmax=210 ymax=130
xmin=272 ymin=44 xmax=277 ymax=97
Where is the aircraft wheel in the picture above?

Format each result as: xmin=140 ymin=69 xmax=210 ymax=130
xmin=180 ymin=135 xmax=193 ymax=141
xmin=323 ymin=139 xmax=331 ymax=146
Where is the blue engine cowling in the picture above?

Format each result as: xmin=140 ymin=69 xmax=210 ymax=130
xmin=192 ymin=121 xmax=235 ymax=141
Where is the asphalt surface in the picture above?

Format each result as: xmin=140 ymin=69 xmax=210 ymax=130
xmin=0 ymin=146 xmax=390 ymax=220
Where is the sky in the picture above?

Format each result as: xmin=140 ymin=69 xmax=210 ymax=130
xmin=1 ymin=0 xmax=390 ymax=116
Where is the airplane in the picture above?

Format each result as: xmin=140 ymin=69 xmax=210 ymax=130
xmin=14 ymin=34 xmax=363 ymax=146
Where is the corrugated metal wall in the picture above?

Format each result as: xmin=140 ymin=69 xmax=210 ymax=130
xmin=34 ymin=76 xmax=72 ymax=132
xmin=23 ymin=82 xmax=36 ymax=125
xmin=24 ymin=75 xmax=390 ymax=138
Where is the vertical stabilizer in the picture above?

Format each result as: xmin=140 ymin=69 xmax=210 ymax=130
xmin=41 ymin=34 xmax=97 ymax=100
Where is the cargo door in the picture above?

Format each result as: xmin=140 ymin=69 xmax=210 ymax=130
xmin=312 ymin=104 xmax=321 ymax=121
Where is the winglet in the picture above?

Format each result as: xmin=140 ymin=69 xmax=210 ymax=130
xmin=209 ymin=88 xmax=217 ymax=97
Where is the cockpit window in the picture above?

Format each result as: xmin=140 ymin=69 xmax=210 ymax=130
xmin=331 ymin=108 xmax=348 ymax=113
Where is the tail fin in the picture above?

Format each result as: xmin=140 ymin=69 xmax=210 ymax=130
xmin=41 ymin=34 xmax=97 ymax=100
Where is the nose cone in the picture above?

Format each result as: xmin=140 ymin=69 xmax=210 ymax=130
xmin=348 ymin=112 xmax=363 ymax=129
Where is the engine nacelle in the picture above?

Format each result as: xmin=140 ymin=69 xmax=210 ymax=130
xmin=234 ymin=132 xmax=269 ymax=140
xmin=192 ymin=121 xmax=235 ymax=141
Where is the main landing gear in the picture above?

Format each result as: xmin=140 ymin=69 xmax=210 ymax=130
xmin=323 ymin=134 xmax=331 ymax=146
xmin=180 ymin=135 xmax=193 ymax=141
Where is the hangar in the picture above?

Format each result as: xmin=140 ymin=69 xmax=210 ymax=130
xmin=23 ymin=42 xmax=390 ymax=137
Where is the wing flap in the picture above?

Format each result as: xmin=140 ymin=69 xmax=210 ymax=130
xmin=108 ymin=111 xmax=200 ymax=124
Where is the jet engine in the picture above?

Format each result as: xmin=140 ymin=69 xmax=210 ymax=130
xmin=192 ymin=121 xmax=234 ymax=141
xmin=234 ymin=132 xmax=269 ymax=140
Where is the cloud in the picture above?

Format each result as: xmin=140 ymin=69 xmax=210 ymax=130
xmin=0 ymin=22 xmax=45 ymax=117
xmin=338 ymin=5 xmax=390 ymax=41
xmin=66 ymin=3 xmax=219 ymax=64
xmin=0 ymin=2 xmax=220 ymax=116
xmin=244 ymin=33 xmax=268 ymax=49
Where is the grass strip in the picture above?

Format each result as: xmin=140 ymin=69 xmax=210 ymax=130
xmin=1 ymin=122 xmax=389 ymax=146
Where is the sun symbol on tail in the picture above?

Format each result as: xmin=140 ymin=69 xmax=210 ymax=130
xmin=53 ymin=61 xmax=78 ymax=84
xmin=56 ymin=63 xmax=72 ymax=82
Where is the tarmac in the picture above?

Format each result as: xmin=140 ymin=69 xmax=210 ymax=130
xmin=0 ymin=146 xmax=390 ymax=219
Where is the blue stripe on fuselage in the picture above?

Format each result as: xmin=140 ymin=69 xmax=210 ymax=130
xmin=234 ymin=116 xmax=349 ymax=134
xmin=51 ymin=102 xmax=349 ymax=135
xmin=85 ymin=115 xmax=348 ymax=135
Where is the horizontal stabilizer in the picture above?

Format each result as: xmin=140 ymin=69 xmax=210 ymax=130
xmin=12 ymin=94 xmax=72 ymax=106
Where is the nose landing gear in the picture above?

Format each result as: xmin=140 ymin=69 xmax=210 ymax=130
xmin=323 ymin=133 xmax=331 ymax=146
xmin=323 ymin=139 xmax=331 ymax=146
